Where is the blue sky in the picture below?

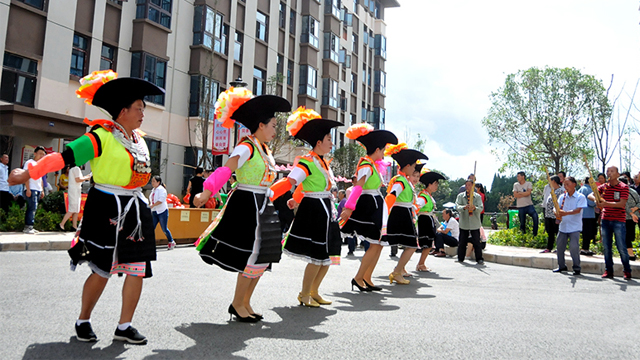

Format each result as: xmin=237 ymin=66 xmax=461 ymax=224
xmin=384 ymin=0 xmax=640 ymax=189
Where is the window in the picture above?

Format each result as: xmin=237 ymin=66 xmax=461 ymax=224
xmin=298 ymin=65 xmax=317 ymax=98
xmin=234 ymin=31 xmax=243 ymax=62
xmin=100 ymin=44 xmax=117 ymax=71
xmin=256 ymin=11 xmax=268 ymax=42
xmin=131 ymin=52 xmax=166 ymax=105
xmin=193 ymin=6 xmax=227 ymax=55
xmin=361 ymin=106 xmax=367 ymax=122
xmin=70 ymin=34 xmax=89 ymax=77
xmin=325 ymin=0 xmax=340 ymax=18
xmin=373 ymin=107 xmax=385 ymax=129
xmin=146 ymin=138 xmax=162 ymax=175
xmin=279 ymin=3 xmax=286 ymax=29
xmin=323 ymin=32 xmax=339 ymax=63
xmin=339 ymin=49 xmax=351 ymax=68
xmin=253 ymin=67 xmax=266 ymax=96
xmin=289 ymin=9 xmax=296 ymax=35
xmin=374 ymin=1 xmax=381 ymax=19
xmin=16 ymin=0 xmax=45 ymax=10
xmin=301 ymin=15 xmax=319 ymax=48
xmin=352 ymin=33 xmax=358 ymax=54
xmin=361 ymin=68 xmax=366 ymax=84
xmin=189 ymin=75 xmax=219 ymax=119
xmin=374 ymin=70 xmax=386 ymax=95
xmin=136 ymin=0 xmax=172 ymax=28
xmin=375 ymin=34 xmax=387 ymax=59
xmin=287 ymin=60 xmax=294 ymax=86
xmin=350 ymin=113 xmax=356 ymax=125
xmin=350 ymin=72 xmax=357 ymax=94
xmin=276 ymin=55 xmax=284 ymax=76
xmin=322 ymin=78 xmax=339 ymax=108
xmin=363 ymin=26 xmax=368 ymax=48
xmin=367 ymin=68 xmax=371 ymax=86
xmin=1 ymin=53 xmax=38 ymax=107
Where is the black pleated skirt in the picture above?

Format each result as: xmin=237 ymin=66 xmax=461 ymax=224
xmin=68 ymin=186 xmax=156 ymax=278
xmin=382 ymin=206 xmax=418 ymax=248
xmin=198 ymin=188 xmax=282 ymax=276
xmin=340 ymin=193 xmax=385 ymax=244
xmin=417 ymin=214 xmax=437 ymax=249
xmin=284 ymin=197 xmax=342 ymax=265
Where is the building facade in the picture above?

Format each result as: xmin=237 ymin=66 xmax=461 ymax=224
xmin=0 ymin=0 xmax=399 ymax=196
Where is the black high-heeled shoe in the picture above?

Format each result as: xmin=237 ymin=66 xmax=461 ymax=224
xmin=351 ymin=278 xmax=372 ymax=292
xmin=250 ymin=313 xmax=264 ymax=320
xmin=228 ymin=304 xmax=260 ymax=323
xmin=363 ymin=279 xmax=382 ymax=291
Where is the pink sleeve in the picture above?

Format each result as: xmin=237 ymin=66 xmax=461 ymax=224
xmin=203 ymin=166 xmax=232 ymax=194
xmin=344 ymin=185 xmax=363 ymax=210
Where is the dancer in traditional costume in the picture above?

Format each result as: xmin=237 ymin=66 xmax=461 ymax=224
xmin=381 ymin=144 xmax=428 ymax=285
xmin=415 ymin=168 xmax=446 ymax=272
xmin=193 ymin=88 xmax=291 ymax=323
xmin=9 ymin=70 xmax=164 ymax=344
xmin=340 ymin=124 xmax=398 ymax=291
xmin=270 ymin=107 xmax=342 ymax=307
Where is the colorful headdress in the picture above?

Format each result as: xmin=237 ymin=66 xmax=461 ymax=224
xmin=214 ymin=87 xmax=254 ymax=128
xmin=420 ymin=169 xmax=446 ymax=186
xmin=286 ymin=107 xmax=321 ymax=136
xmin=346 ymin=123 xmax=374 ymax=140
xmin=76 ymin=70 xmax=118 ymax=105
xmin=384 ymin=143 xmax=408 ymax=157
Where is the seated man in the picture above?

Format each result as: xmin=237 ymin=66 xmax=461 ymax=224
xmin=433 ymin=209 xmax=460 ymax=257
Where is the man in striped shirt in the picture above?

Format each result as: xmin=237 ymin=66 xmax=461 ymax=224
xmin=589 ymin=166 xmax=632 ymax=280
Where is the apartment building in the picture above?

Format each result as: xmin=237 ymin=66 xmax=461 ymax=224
xmin=0 ymin=0 xmax=399 ymax=195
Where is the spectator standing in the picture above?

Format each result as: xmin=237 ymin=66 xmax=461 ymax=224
xmin=631 ymin=172 xmax=640 ymax=192
xmin=433 ymin=209 xmax=460 ymax=257
xmin=552 ymin=177 xmax=587 ymax=275
xmin=58 ymin=165 xmax=70 ymax=191
xmin=187 ymin=167 xmax=205 ymax=208
xmin=455 ymin=179 xmax=484 ymax=264
xmin=578 ymin=177 xmax=597 ymax=256
xmin=0 ymin=154 xmax=12 ymax=213
xmin=149 ymin=175 xmax=175 ymax=250
xmin=589 ymin=166 xmax=632 ymax=280
xmin=23 ymin=146 xmax=46 ymax=234
xmin=9 ymin=183 xmax=25 ymax=209
xmin=458 ymin=174 xmax=475 ymax=194
xmin=60 ymin=166 xmax=92 ymax=231
xmin=513 ymin=171 xmax=538 ymax=236
xmin=541 ymin=175 xmax=563 ymax=253
xmin=618 ymin=176 xmax=639 ymax=261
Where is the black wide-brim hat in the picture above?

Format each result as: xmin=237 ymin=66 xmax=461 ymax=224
xmin=92 ymin=78 xmax=165 ymax=119
xmin=231 ymin=95 xmax=291 ymax=133
xmin=420 ymin=171 xmax=446 ymax=186
xmin=357 ymin=130 xmax=398 ymax=153
xmin=415 ymin=163 xmax=425 ymax=174
xmin=391 ymin=149 xmax=428 ymax=168
xmin=295 ymin=119 xmax=343 ymax=146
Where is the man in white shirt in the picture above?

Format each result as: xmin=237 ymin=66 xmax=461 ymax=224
xmin=0 ymin=154 xmax=12 ymax=213
xmin=23 ymin=146 xmax=46 ymax=234
xmin=513 ymin=171 xmax=539 ymax=236
xmin=433 ymin=209 xmax=460 ymax=257
xmin=552 ymin=176 xmax=587 ymax=275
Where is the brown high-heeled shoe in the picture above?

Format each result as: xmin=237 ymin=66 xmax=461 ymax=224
xmin=389 ymin=272 xmax=410 ymax=285
xmin=309 ymin=291 xmax=332 ymax=305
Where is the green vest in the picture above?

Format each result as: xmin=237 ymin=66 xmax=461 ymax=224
xmin=359 ymin=157 xmax=382 ymax=190
xmin=418 ymin=190 xmax=434 ymax=213
xmin=390 ymin=175 xmax=414 ymax=203
xmin=298 ymin=153 xmax=333 ymax=192
xmin=235 ymin=136 xmax=276 ymax=186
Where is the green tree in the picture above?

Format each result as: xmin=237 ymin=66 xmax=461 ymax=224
xmin=332 ymin=143 xmax=366 ymax=178
xmin=482 ymin=66 xmax=611 ymax=174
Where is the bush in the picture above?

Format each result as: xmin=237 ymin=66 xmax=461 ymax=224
xmin=0 ymin=204 xmax=25 ymax=232
xmin=487 ymin=227 xmax=547 ymax=249
xmin=40 ymin=190 xmax=66 ymax=214
xmin=34 ymin=208 xmax=65 ymax=232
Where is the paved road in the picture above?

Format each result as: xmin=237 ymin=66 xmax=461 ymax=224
xmin=2 ymin=245 xmax=639 ymax=360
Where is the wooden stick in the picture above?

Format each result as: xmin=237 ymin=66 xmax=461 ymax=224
xmin=468 ymin=161 xmax=477 ymax=215
xmin=582 ymin=154 xmax=602 ymax=203
xmin=544 ymin=166 xmax=561 ymax=216
xmin=172 ymin=162 xmax=197 ymax=169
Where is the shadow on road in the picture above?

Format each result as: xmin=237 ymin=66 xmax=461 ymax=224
xmin=143 ymin=306 xmax=336 ymax=360
xmin=23 ymin=337 xmax=128 ymax=360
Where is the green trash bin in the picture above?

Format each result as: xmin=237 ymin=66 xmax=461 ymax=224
xmin=507 ymin=209 xmax=519 ymax=229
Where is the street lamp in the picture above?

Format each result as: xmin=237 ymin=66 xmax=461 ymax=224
xmin=229 ymin=78 xmax=248 ymax=147
xmin=229 ymin=78 xmax=248 ymax=88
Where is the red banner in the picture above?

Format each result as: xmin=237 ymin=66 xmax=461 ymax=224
xmin=211 ymin=117 xmax=230 ymax=155
xmin=237 ymin=125 xmax=251 ymax=143
xmin=64 ymin=193 xmax=88 ymax=220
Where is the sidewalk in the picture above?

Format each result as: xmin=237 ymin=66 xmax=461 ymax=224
xmin=1 ymin=231 xmax=639 ymax=277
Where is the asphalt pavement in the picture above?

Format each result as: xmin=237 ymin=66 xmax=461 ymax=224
xmin=1 ymin=244 xmax=639 ymax=360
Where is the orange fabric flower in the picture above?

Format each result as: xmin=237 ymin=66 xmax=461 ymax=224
xmin=286 ymin=106 xmax=321 ymax=136
xmin=345 ymin=123 xmax=374 ymax=140
xmin=75 ymin=70 xmax=118 ymax=105
xmin=214 ymin=87 xmax=253 ymax=128
xmin=384 ymin=143 xmax=408 ymax=157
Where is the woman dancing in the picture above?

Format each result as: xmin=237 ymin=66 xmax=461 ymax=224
xmin=9 ymin=70 xmax=164 ymax=344
xmin=381 ymin=144 xmax=428 ymax=284
xmin=194 ymin=88 xmax=291 ymax=323
xmin=415 ymin=169 xmax=446 ymax=272
xmin=340 ymin=124 xmax=398 ymax=291
xmin=270 ymin=108 xmax=343 ymax=307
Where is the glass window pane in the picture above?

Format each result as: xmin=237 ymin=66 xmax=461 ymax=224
xmin=206 ymin=8 xmax=214 ymax=34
